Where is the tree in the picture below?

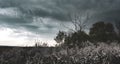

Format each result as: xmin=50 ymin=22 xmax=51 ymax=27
xmin=68 ymin=12 xmax=90 ymax=32
xmin=115 ymin=21 xmax=120 ymax=42
xmin=89 ymin=21 xmax=117 ymax=43
xmin=55 ymin=12 xmax=90 ymax=47
xmin=64 ymin=30 xmax=90 ymax=47
xmin=54 ymin=31 xmax=66 ymax=44
xmin=116 ymin=21 xmax=120 ymax=34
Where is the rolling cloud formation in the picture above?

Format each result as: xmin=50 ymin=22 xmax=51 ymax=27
xmin=0 ymin=0 xmax=120 ymax=46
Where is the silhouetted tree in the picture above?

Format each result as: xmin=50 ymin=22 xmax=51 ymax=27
xmin=55 ymin=12 xmax=90 ymax=47
xmin=89 ymin=21 xmax=117 ymax=43
xmin=64 ymin=30 xmax=90 ymax=47
xmin=55 ymin=30 xmax=90 ymax=48
xmin=54 ymin=31 xmax=66 ymax=44
xmin=116 ymin=21 xmax=120 ymax=33
xmin=115 ymin=21 xmax=120 ymax=42
xmin=67 ymin=12 xmax=90 ymax=32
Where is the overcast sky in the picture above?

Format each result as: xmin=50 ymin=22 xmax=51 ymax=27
xmin=0 ymin=0 xmax=120 ymax=46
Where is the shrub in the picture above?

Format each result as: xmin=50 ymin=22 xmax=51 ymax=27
xmin=1 ymin=42 xmax=120 ymax=64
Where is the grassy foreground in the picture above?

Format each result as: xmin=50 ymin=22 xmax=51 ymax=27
xmin=0 ymin=42 xmax=120 ymax=64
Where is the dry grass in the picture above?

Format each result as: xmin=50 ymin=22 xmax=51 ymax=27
xmin=0 ymin=42 xmax=120 ymax=64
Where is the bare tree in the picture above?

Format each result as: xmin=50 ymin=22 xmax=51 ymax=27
xmin=55 ymin=12 xmax=91 ymax=47
xmin=71 ymin=12 xmax=90 ymax=31
xmin=62 ymin=12 xmax=91 ymax=32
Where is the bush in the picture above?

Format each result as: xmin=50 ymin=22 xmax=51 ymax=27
xmin=1 ymin=42 xmax=120 ymax=64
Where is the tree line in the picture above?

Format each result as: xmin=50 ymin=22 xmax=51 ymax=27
xmin=55 ymin=21 xmax=120 ymax=48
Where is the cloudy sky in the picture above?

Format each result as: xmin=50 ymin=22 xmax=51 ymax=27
xmin=0 ymin=0 xmax=120 ymax=46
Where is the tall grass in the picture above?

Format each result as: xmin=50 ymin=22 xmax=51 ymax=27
xmin=0 ymin=42 xmax=120 ymax=64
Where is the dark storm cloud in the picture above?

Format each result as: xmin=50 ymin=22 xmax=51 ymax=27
xmin=19 ymin=6 xmax=67 ymax=21
xmin=94 ymin=9 xmax=120 ymax=23
xmin=0 ymin=0 xmax=120 ymax=38
xmin=19 ymin=0 xmax=120 ymax=22
xmin=0 ymin=0 xmax=120 ymax=21
xmin=0 ymin=16 xmax=28 ymax=24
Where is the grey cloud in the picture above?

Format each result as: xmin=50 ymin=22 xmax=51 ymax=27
xmin=92 ymin=9 xmax=120 ymax=24
xmin=1 ymin=0 xmax=120 ymax=21
xmin=0 ymin=0 xmax=120 ymax=41
xmin=22 ymin=25 xmax=39 ymax=29
xmin=0 ymin=14 xmax=59 ymax=36
xmin=19 ymin=0 xmax=120 ymax=21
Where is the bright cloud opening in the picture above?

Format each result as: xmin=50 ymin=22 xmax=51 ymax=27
xmin=0 ymin=27 xmax=56 ymax=46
